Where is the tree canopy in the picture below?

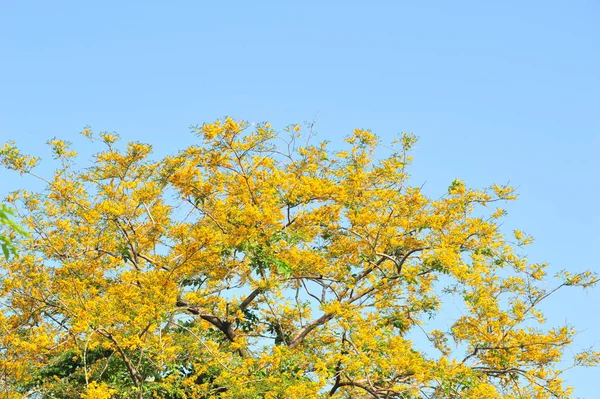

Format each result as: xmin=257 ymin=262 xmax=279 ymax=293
xmin=0 ymin=119 xmax=598 ymax=399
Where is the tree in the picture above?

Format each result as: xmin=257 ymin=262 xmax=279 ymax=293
xmin=0 ymin=119 xmax=598 ymax=399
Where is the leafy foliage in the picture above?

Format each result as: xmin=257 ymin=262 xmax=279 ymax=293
xmin=0 ymin=204 xmax=28 ymax=259
xmin=0 ymin=119 xmax=598 ymax=398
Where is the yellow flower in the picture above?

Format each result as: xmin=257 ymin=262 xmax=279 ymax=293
xmin=81 ymin=382 xmax=116 ymax=399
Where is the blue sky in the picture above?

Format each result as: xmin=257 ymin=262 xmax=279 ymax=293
xmin=1 ymin=1 xmax=599 ymax=395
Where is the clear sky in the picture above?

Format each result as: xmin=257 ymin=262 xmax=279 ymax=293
xmin=1 ymin=1 xmax=599 ymax=395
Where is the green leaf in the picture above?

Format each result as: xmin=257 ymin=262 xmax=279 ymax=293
xmin=1 ymin=243 xmax=10 ymax=260
xmin=274 ymin=259 xmax=292 ymax=278
xmin=448 ymin=179 xmax=461 ymax=193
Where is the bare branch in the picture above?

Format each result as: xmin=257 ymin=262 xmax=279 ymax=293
xmin=288 ymin=312 xmax=335 ymax=349
xmin=238 ymin=288 xmax=261 ymax=311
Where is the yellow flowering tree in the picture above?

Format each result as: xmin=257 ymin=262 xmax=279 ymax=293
xmin=0 ymin=119 xmax=598 ymax=398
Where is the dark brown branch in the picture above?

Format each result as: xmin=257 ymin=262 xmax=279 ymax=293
xmin=334 ymin=381 xmax=380 ymax=398
xmin=396 ymin=247 xmax=430 ymax=274
xmin=98 ymin=329 xmax=141 ymax=389
xmin=238 ymin=288 xmax=261 ymax=311
xmin=471 ymin=366 xmax=525 ymax=377
xmin=329 ymin=360 xmax=344 ymax=395
xmin=288 ymin=312 xmax=335 ymax=349
xmin=328 ymin=333 xmax=347 ymax=396
xmin=176 ymin=300 xmax=250 ymax=358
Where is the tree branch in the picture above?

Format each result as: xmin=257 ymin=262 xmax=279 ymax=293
xmin=288 ymin=312 xmax=335 ymax=349
xmin=238 ymin=288 xmax=261 ymax=311
xmin=176 ymin=300 xmax=250 ymax=358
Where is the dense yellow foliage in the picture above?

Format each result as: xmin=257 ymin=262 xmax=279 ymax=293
xmin=0 ymin=119 xmax=597 ymax=398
